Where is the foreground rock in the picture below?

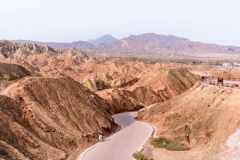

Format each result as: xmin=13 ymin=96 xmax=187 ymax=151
xmin=0 ymin=76 xmax=117 ymax=159
xmin=138 ymin=83 xmax=240 ymax=158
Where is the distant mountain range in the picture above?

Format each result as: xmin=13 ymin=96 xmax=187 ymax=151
xmin=88 ymin=34 xmax=117 ymax=45
xmin=9 ymin=33 xmax=240 ymax=58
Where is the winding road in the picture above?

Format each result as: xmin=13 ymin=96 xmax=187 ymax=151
xmin=78 ymin=112 xmax=153 ymax=160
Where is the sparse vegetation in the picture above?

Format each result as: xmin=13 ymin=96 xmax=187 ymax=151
xmin=132 ymin=151 xmax=148 ymax=160
xmin=151 ymin=137 xmax=190 ymax=151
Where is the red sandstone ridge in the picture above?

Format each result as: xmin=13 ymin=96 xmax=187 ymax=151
xmin=0 ymin=76 xmax=117 ymax=160
xmin=96 ymin=88 xmax=146 ymax=114
xmin=96 ymin=69 xmax=197 ymax=114
xmin=137 ymin=83 xmax=240 ymax=158
xmin=129 ymin=69 xmax=197 ymax=103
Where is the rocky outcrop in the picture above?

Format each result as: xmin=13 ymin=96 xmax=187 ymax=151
xmin=0 ymin=63 xmax=32 ymax=80
xmin=0 ymin=63 xmax=33 ymax=91
xmin=96 ymin=69 xmax=197 ymax=113
xmin=13 ymin=48 xmax=33 ymax=58
xmin=1 ymin=76 xmax=117 ymax=159
xmin=82 ymin=78 xmax=99 ymax=91
xmin=43 ymin=45 xmax=58 ymax=56
xmin=96 ymin=88 xmax=146 ymax=114
xmin=63 ymin=47 xmax=88 ymax=60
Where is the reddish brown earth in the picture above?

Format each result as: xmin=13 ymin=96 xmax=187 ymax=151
xmin=138 ymin=83 xmax=240 ymax=159
xmin=0 ymin=76 xmax=117 ymax=160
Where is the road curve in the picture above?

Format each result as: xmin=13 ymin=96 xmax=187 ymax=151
xmin=78 ymin=112 xmax=153 ymax=160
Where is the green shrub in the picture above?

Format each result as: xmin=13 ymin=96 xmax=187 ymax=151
xmin=151 ymin=137 xmax=190 ymax=151
xmin=132 ymin=151 xmax=148 ymax=160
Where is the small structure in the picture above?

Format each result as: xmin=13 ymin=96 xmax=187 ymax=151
xmin=217 ymin=77 xmax=223 ymax=86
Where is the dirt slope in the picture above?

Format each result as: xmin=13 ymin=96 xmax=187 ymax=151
xmin=137 ymin=83 xmax=240 ymax=157
xmin=0 ymin=76 xmax=116 ymax=159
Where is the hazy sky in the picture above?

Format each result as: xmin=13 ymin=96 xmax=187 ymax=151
xmin=0 ymin=0 xmax=239 ymax=46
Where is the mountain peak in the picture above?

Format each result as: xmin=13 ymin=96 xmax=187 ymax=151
xmin=88 ymin=34 xmax=118 ymax=45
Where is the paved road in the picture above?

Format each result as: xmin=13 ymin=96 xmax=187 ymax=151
xmin=78 ymin=112 xmax=153 ymax=160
